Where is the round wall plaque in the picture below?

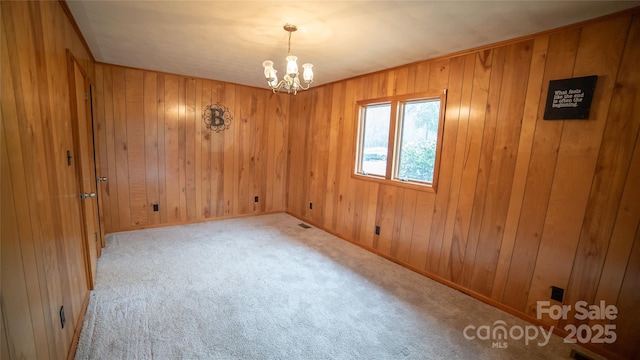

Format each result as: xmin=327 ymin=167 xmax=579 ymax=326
xmin=202 ymin=103 xmax=233 ymax=133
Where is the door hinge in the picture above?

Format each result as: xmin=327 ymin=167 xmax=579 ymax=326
xmin=84 ymin=92 xmax=88 ymax=101
xmin=94 ymin=232 xmax=98 ymax=242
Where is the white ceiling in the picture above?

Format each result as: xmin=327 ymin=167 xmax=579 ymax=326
xmin=67 ymin=1 xmax=639 ymax=90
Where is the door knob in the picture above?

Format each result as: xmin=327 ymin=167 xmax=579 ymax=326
xmin=80 ymin=192 xmax=96 ymax=200
xmin=97 ymin=176 xmax=108 ymax=182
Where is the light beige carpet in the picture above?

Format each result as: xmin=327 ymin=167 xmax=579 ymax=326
xmin=75 ymin=213 xmax=602 ymax=359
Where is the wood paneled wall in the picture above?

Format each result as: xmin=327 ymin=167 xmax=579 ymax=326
xmin=93 ymin=65 xmax=289 ymax=232
xmin=7 ymin=2 xmax=635 ymax=359
xmin=287 ymin=12 xmax=640 ymax=359
xmin=1 ymin=1 xmax=94 ymax=359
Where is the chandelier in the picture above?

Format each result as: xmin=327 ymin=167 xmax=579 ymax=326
xmin=262 ymin=24 xmax=314 ymax=95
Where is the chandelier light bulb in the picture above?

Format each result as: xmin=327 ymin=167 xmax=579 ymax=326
xmin=302 ymin=63 xmax=313 ymax=82
xmin=262 ymin=60 xmax=274 ymax=78
xmin=286 ymin=55 xmax=298 ymax=76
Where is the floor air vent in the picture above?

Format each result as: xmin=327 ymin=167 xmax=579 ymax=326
xmin=570 ymin=350 xmax=594 ymax=360
xmin=298 ymin=223 xmax=311 ymax=229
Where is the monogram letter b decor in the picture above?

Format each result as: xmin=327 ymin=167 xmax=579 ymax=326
xmin=203 ymin=103 xmax=233 ymax=133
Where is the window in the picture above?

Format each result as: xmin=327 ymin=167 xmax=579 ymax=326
xmin=354 ymin=90 xmax=446 ymax=191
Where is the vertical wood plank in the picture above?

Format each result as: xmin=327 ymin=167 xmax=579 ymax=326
xmin=388 ymin=187 xmax=405 ymax=257
xmin=194 ymin=78 xmax=203 ymax=220
xmin=144 ymin=71 xmax=159 ymax=225
xmin=407 ymin=192 xmax=436 ymax=269
xmin=594 ymin=125 xmax=640 ymax=316
xmin=125 ymin=68 xmax=147 ymax=226
xmin=201 ymin=80 xmax=212 ymax=218
xmin=427 ymin=59 xmax=448 ymax=91
xmin=270 ymin=91 xmax=288 ymax=213
xmin=313 ymin=87 xmax=332 ymax=225
xmin=112 ymin=67 xmax=132 ymax=227
xmin=164 ymin=75 xmax=181 ymax=222
xmin=395 ymin=189 xmax=417 ymax=263
xmin=157 ymin=74 xmax=167 ymax=224
xmin=238 ymin=86 xmax=254 ymax=214
xmin=178 ymin=77 xmax=188 ymax=221
xmin=101 ymin=66 xmax=119 ymax=231
xmin=563 ymin=15 xmax=639 ymax=325
xmin=492 ymin=34 xmax=551 ymax=303
xmin=2 ymin=24 xmax=57 ymax=355
xmin=606 ymin=227 xmax=640 ymax=359
xmin=525 ymin=16 xmax=630 ymax=321
xmin=447 ymin=49 xmax=492 ymax=283
xmin=254 ymin=87 xmax=268 ymax=214
xmin=502 ymin=29 xmax=581 ymax=310
xmin=437 ymin=53 xmax=475 ymax=279
xmin=374 ymin=185 xmax=398 ymax=256
xmin=185 ymin=77 xmax=197 ymax=221
xmin=334 ymin=78 xmax=358 ymax=237
xmin=425 ymin=57 xmax=456 ymax=274
xmin=223 ymin=83 xmax=236 ymax=216
xmin=469 ymin=40 xmax=533 ymax=296
xmin=94 ymin=65 xmax=112 ymax=232
xmin=210 ymin=81 xmax=225 ymax=217
xmin=342 ymin=78 xmax=366 ymax=240
xmin=324 ymin=83 xmax=346 ymax=230
xmin=1 ymin=125 xmax=38 ymax=360
xmin=459 ymin=46 xmax=506 ymax=288
xmin=414 ymin=62 xmax=431 ymax=93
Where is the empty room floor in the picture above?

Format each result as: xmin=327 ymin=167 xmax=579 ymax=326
xmin=75 ymin=213 xmax=603 ymax=359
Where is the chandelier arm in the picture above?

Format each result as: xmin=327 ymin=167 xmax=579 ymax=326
xmin=266 ymin=78 xmax=292 ymax=93
xmin=297 ymin=81 xmax=312 ymax=91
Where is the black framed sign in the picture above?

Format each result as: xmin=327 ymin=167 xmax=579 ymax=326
xmin=543 ymin=75 xmax=598 ymax=120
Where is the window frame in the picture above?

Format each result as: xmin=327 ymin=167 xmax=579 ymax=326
xmin=353 ymin=90 xmax=447 ymax=193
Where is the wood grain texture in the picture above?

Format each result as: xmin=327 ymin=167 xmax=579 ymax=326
xmin=490 ymin=35 xmax=548 ymax=302
xmin=1 ymin=1 xmax=93 ymax=359
xmin=468 ymin=40 xmax=533 ymax=296
xmin=437 ymin=54 xmax=474 ymax=279
xmin=447 ymin=49 xmax=492 ymax=283
xmin=606 ymin=222 xmax=640 ymax=359
xmin=95 ymin=64 xmax=290 ymax=232
xmin=286 ymin=10 xmax=640 ymax=359
xmin=425 ymin=57 xmax=455 ymax=275
xmin=525 ymin=15 xmax=630 ymax=324
xmin=562 ymin=14 xmax=640 ymax=328
xmin=459 ymin=46 xmax=506 ymax=289
xmin=500 ymin=29 xmax=579 ymax=311
xmin=5 ymin=2 xmax=640 ymax=360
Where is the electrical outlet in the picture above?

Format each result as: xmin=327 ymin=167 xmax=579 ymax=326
xmin=153 ymin=204 xmax=159 ymax=212
xmin=551 ymin=286 xmax=564 ymax=302
xmin=309 ymin=202 xmax=313 ymax=210
xmin=60 ymin=306 xmax=66 ymax=329
xmin=375 ymin=226 xmax=380 ymax=235
xmin=254 ymin=196 xmax=259 ymax=203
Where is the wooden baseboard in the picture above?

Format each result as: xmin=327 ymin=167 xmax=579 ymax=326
xmin=67 ymin=291 xmax=90 ymax=360
xmin=287 ymin=212 xmax=622 ymax=360
xmin=104 ymin=210 xmax=285 ymax=234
